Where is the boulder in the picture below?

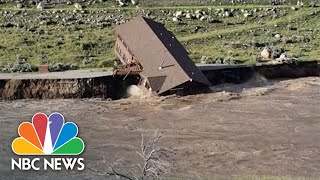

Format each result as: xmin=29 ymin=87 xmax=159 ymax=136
xmin=224 ymin=11 xmax=231 ymax=17
xmin=175 ymin=11 xmax=183 ymax=18
xmin=297 ymin=0 xmax=304 ymax=6
xmin=291 ymin=6 xmax=298 ymax=10
xmin=274 ymin=34 xmax=281 ymax=38
xmin=195 ymin=10 xmax=204 ymax=19
xmin=261 ymin=48 xmax=271 ymax=60
xmin=172 ymin=17 xmax=180 ymax=23
xmin=200 ymin=15 xmax=208 ymax=21
xmin=74 ymin=3 xmax=82 ymax=10
xmin=278 ymin=54 xmax=287 ymax=60
xmin=118 ymin=0 xmax=125 ymax=7
xmin=185 ymin=13 xmax=193 ymax=19
xmin=195 ymin=10 xmax=202 ymax=15
xmin=37 ymin=2 xmax=45 ymax=11
xmin=276 ymin=54 xmax=297 ymax=64
xmin=244 ymin=13 xmax=252 ymax=18
xmin=131 ymin=0 xmax=137 ymax=5
xmin=195 ymin=13 xmax=202 ymax=19
xmin=16 ymin=3 xmax=23 ymax=9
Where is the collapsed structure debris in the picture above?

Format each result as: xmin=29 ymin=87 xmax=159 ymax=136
xmin=113 ymin=16 xmax=211 ymax=95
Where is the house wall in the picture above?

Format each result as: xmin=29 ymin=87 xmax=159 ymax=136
xmin=115 ymin=36 xmax=134 ymax=65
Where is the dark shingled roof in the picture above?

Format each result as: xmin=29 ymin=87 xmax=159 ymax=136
xmin=116 ymin=16 xmax=211 ymax=94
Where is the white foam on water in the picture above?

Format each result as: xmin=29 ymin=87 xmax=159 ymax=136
xmin=126 ymin=85 xmax=143 ymax=97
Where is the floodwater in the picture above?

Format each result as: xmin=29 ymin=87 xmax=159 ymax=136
xmin=0 ymin=77 xmax=319 ymax=179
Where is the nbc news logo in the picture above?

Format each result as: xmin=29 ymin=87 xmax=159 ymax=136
xmin=11 ymin=113 xmax=85 ymax=171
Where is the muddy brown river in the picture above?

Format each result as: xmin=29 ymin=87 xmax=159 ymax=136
xmin=0 ymin=77 xmax=319 ymax=180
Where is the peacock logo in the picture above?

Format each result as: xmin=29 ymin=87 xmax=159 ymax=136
xmin=12 ymin=113 xmax=85 ymax=155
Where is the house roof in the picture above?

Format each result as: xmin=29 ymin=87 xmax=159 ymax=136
xmin=116 ymin=16 xmax=211 ymax=94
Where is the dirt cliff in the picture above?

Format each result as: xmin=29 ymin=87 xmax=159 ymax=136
xmin=0 ymin=76 xmax=139 ymax=100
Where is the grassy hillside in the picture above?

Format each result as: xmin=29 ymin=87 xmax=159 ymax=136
xmin=0 ymin=2 xmax=319 ymax=72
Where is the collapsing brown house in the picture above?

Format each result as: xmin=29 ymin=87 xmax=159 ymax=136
xmin=114 ymin=16 xmax=211 ymax=94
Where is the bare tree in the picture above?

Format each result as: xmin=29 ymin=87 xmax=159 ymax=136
xmin=89 ymin=130 xmax=170 ymax=180
xmin=134 ymin=131 xmax=169 ymax=180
